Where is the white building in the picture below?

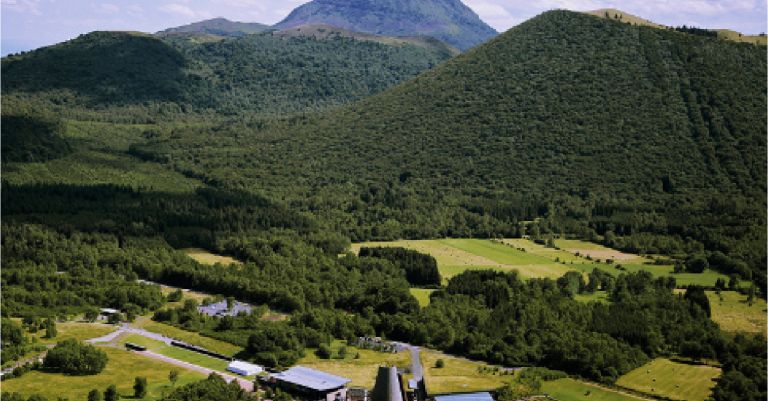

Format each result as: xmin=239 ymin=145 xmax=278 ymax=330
xmin=227 ymin=360 xmax=263 ymax=376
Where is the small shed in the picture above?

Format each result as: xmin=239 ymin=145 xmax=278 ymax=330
xmin=227 ymin=360 xmax=263 ymax=376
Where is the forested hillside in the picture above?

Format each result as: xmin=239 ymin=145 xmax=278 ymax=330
xmin=1 ymin=30 xmax=453 ymax=119
xmin=275 ymin=0 xmax=497 ymax=50
xmin=133 ymin=11 xmax=766 ymax=289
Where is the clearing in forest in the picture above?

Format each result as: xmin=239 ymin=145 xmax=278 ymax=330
xmin=182 ymin=248 xmax=243 ymax=266
xmin=0 ymin=346 xmax=205 ymax=400
xmin=706 ymin=290 xmax=767 ymax=333
xmin=616 ymin=358 xmax=721 ymax=401
xmin=410 ymin=288 xmax=436 ymax=307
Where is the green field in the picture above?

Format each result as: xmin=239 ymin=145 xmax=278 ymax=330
xmin=616 ymin=359 xmax=721 ymax=401
xmin=542 ymin=378 xmax=648 ymax=401
xmin=352 ymin=238 xmax=733 ymax=287
xmin=410 ymin=288 xmax=436 ymax=307
xmin=182 ymin=248 xmax=243 ymax=266
xmin=119 ymin=334 xmax=230 ymax=373
xmin=574 ymin=291 xmax=610 ymax=304
xmin=298 ymin=340 xmax=410 ymax=388
xmin=134 ymin=320 xmax=243 ymax=356
xmin=34 ymin=322 xmax=117 ymax=346
xmin=1 ymin=346 xmax=205 ymax=400
xmin=707 ymin=291 xmax=767 ymax=333
xmin=421 ymin=349 xmax=512 ymax=394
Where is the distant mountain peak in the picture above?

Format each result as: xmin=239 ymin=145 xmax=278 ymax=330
xmin=159 ymin=18 xmax=270 ymax=37
xmin=274 ymin=0 xmax=497 ymax=50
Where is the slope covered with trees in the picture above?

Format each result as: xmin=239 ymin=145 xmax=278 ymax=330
xmin=2 ymin=30 xmax=453 ymax=119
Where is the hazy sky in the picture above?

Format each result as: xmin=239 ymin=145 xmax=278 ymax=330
xmin=2 ymin=0 xmax=766 ymax=55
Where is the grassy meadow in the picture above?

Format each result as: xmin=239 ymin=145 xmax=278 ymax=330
xmin=420 ymin=349 xmax=512 ymax=394
xmin=1 ymin=347 xmax=205 ymax=400
xmin=298 ymin=340 xmax=410 ymax=388
xmin=352 ymin=238 xmax=733 ymax=287
xmin=33 ymin=322 xmax=117 ymax=345
xmin=542 ymin=378 xmax=649 ymax=401
xmin=182 ymin=248 xmax=243 ymax=266
xmin=706 ymin=291 xmax=767 ymax=333
xmin=410 ymin=288 xmax=436 ymax=307
xmin=117 ymin=334 xmax=230 ymax=373
xmin=616 ymin=359 xmax=721 ymax=401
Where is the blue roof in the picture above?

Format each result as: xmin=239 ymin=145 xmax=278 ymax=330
xmin=434 ymin=393 xmax=494 ymax=401
xmin=271 ymin=366 xmax=351 ymax=391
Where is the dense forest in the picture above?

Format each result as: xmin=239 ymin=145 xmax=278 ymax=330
xmin=1 ymin=8 xmax=765 ymax=401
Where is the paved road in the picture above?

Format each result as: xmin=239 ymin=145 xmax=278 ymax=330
xmin=87 ymin=324 xmax=175 ymax=345
xmin=409 ymin=346 xmax=423 ymax=381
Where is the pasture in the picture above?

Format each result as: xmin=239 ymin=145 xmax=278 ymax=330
xmin=33 ymin=322 xmax=117 ymax=346
xmin=706 ymin=290 xmax=767 ymax=333
xmin=410 ymin=288 xmax=436 ymax=307
xmin=182 ymin=248 xmax=242 ymax=266
xmin=542 ymin=378 xmax=649 ymax=401
xmin=421 ymin=349 xmax=512 ymax=394
xmin=616 ymin=358 xmax=721 ymax=401
xmin=1 ymin=347 xmax=205 ymax=401
xmin=298 ymin=340 xmax=410 ymax=388
xmin=352 ymin=238 xmax=732 ymax=287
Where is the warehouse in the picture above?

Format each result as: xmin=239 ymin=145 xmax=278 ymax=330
xmin=263 ymin=366 xmax=351 ymax=401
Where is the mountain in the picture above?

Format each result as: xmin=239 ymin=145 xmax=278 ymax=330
xmin=158 ymin=18 xmax=270 ymax=37
xmin=273 ymin=24 xmax=460 ymax=57
xmin=2 ymin=29 xmax=453 ymax=118
xmin=134 ymin=10 xmax=765 ymax=284
xmin=274 ymin=0 xmax=497 ymax=51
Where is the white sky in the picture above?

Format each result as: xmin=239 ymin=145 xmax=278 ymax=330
xmin=2 ymin=0 xmax=767 ymax=55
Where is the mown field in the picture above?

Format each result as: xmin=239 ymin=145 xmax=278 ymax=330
xmin=182 ymin=248 xmax=243 ymax=266
xmin=33 ymin=322 xmax=117 ymax=346
xmin=615 ymin=358 xmax=721 ymax=401
xmin=542 ymin=378 xmax=650 ymax=401
xmin=420 ymin=349 xmax=513 ymax=394
xmin=1 ymin=347 xmax=205 ymax=401
xmin=352 ymin=238 xmax=733 ymax=287
xmin=706 ymin=290 xmax=767 ymax=333
xmin=298 ymin=340 xmax=410 ymax=388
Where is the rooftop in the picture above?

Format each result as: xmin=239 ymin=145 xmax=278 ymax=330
xmin=198 ymin=300 xmax=252 ymax=317
xmin=434 ymin=393 xmax=494 ymax=401
xmin=271 ymin=366 xmax=351 ymax=391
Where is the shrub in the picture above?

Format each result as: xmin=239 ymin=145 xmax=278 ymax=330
xmin=43 ymin=339 xmax=108 ymax=375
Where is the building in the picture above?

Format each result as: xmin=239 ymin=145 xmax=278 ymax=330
xmin=347 ymin=387 xmax=369 ymax=401
xmin=198 ymin=300 xmax=253 ymax=317
xmin=263 ymin=366 xmax=351 ymax=401
xmin=227 ymin=360 xmax=263 ymax=376
xmin=371 ymin=367 xmax=405 ymax=401
xmin=99 ymin=308 xmax=120 ymax=321
xmin=433 ymin=393 xmax=494 ymax=401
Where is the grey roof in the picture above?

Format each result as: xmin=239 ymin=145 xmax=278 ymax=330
xmin=198 ymin=300 xmax=252 ymax=317
xmin=271 ymin=366 xmax=351 ymax=391
xmin=371 ymin=367 xmax=403 ymax=401
xmin=434 ymin=393 xmax=494 ymax=401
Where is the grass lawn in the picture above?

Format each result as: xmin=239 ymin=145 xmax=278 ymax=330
xmin=133 ymin=320 xmax=243 ymax=356
xmin=119 ymin=334 xmax=230 ymax=373
xmin=182 ymin=248 xmax=242 ymax=266
xmin=706 ymin=291 xmax=767 ymax=333
xmin=616 ymin=358 xmax=721 ymax=401
xmin=542 ymin=378 xmax=647 ymax=401
xmin=410 ymin=289 xmax=436 ymax=307
xmin=1 ymin=346 xmax=205 ymax=400
xmin=574 ymin=291 xmax=610 ymax=304
xmin=420 ymin=349 xmax=511 ymax=395
xmin=299 ymin=340 xmax=410 ymax=388
xmin=32 ymin=322 xmax=117 ymax=346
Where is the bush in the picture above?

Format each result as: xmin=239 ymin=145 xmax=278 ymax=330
xmin=43 ymin=339 xmax=108 ymax=375
xmin=435 ymin=359 xmax=445 ymax=368
xmin=316 ymin=344 xmax=332 ymax=359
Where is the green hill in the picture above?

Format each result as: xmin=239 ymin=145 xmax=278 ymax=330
xmin=274 ymin=0 xmax=497 ymax=51
xmin=2 ymin=30 xmax=453 ymax=118
xmin=158 ymin=17 xmax=270 ymax=37
xmin=138 ymin=11 xmax=766 ymax=286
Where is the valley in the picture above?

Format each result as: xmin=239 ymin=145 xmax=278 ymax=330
xmin=1 ymin=2 xmax=765 ymax=401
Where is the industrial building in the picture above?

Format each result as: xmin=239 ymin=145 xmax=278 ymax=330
xmin=197 ymin=300 xmax=252 ymax=317
xmin=262 ymin=366 xmax=351 ymax=401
